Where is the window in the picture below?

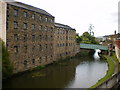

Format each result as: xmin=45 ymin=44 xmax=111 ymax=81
xmin=24 ymin=60 xmax=27 ymax=66
xmin=23 ymin=34 xmax=27 ymax=41
xmin=39 ymin=25 xmax=42 ymax=31
xmin=45 ymin=17 xmax=48 ymax=22
xmin=66 ymin=36 xmax=68 ymax=40
xmin=39 ymin=35 xmax=42 ymax=41
xmin=39 ymin=57 xmax=42 ymax=63
xmin=32 ymin=35 xmax=35 ymax=41
xmin=66 ymin=43 xmax=68 ymax=46
xmin=32 ymin=45 xmax=35 ymax=51
xmin=24 ymin=46 xmax=27 ymax=53
xmin=45 ymin=26 xmax=48 ymax=31
xmin=32 ymin=58 xmax=35 ymax=64
xmin=39 ymin=16 xmax=42 ymax=21
xmin=39 ymin=44 xmax=42 ymax=50
xmin=14 ymin=9 xmax=18 ymax=16
xmin=14 ymin=34 xmax=18 ymax=41
xmin=50 ymin=19 xmax=53 ymax=23
xmin=45 ymin=35 xmax=48 ymax=41
xmin=45 ymin=56 xmax=47 ymax=62
xmin=14 ymin=46 xmax=18 ymax=53
xmin=31 ymin=24 xmax=35 ymax=30
xmin=14 ymin=21 xmax=18 ymax=29
xmin=45 ymin=44 xmax=48 ymax=48
xmin=23 ymin=12 xmax=27 ymax=17
xmin=32 ymin=14 xmax=35 ymax=20
xmin=23 ymin=23 xmax=27 ymax=29
xmin=51 ymin=44 xmax=53 ymax=48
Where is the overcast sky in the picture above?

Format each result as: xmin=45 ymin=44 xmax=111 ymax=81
xmin=15 ymin=0 xmax=119 ymax=37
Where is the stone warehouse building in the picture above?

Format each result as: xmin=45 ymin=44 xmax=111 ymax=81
xmin=0 ymin=1 xmax=79 ymax=73
xmin=54 ymin=23 xmax=77 ymax=60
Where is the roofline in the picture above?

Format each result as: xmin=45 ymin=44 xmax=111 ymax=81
xmin=6 ymin=1 xmax=55 ymax=18
xmin=55 ymin=23 xmax=76 ymax=30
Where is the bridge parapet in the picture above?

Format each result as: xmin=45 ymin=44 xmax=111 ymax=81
xmin=80 ymin=43 xmax=108 ymax=50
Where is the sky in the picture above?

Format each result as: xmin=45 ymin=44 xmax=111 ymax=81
xmin=14 ymin=0 xmax=119 ymax=37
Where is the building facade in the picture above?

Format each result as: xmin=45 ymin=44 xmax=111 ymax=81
xmin=54 ymin=23 xmax=77 ymax=60
xmin=0 ymin=1 xmax=79 ymax=73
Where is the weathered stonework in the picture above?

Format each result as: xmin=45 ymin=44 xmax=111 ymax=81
xmin=1 ymin=1 xmax=79 ymax=73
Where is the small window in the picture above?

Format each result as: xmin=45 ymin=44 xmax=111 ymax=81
xmin=45 ymin=17 xmax=48 ymax=22
xmin=39 ymin=35 xmax=42 ymax=41
xmin=39 ymin=25 xmax=42 ymax=31
xmin=39 ymin=57 xmax=42 ymax=63
xmin=14 ymin=34 xmax=18 ymax=41
xmin=45 ymin=56 xmax=47 ymax=62
xmin=14 ymin=21 xmax=18 ymax=29
xmin=14 ymin=9 xmax=18 ymax=16
xmin=31 ymin=24 xmax=35 ymax=30
xmin=39 ymin=44 xmax=42 ymax=50
xmin=23 ymin=23 xmax=27 ymax=29
xmin=32 ymin=45 xmax=35 ymax=51
xmin=24 ymin=46 xmax=27 ymax=53
xmin=45 ymin=44 xmax=48 ymax=48
xmin=45 ymin=35 xmax=48 ymax=41
xmin=23 ymin=12 xmax=27 ymax=17
xmin=45 ymin=26 xmax=48 ymax=31
xmin=32 ymin=14 xmax=35 ymax=20
xmin=32 ymin=58 xmax=35 ymax=64
xmin=32 ymin=35 xmax=35 ymax=41
xmin=39 ymin=16 xmax=42 ymax=21
xmin=24 ymin=60 xmax=27 ymax=66
xmin=23 ymin=34 xmax=27 ymax=41
xmin=50 ymin=19 xmax=53 ymax=23
xmin=14 ymin=46 xmax=18 ymax=53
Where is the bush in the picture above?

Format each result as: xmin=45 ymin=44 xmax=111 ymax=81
xmin=1 ymin=39 xmax=13 ymax=79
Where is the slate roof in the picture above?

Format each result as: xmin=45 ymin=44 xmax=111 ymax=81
xmin=6 ymin=1 xmax=54 ymax=17
xmin=55 ymin=23 xmax=75 ymax=30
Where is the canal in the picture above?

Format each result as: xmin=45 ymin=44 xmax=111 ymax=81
xmin=3 ymin=50 xmax=108 ymax=88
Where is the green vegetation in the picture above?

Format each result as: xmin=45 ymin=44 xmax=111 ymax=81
xmin=111 ymin=53 xmax=119 ymax=65
xmin=76 ymin=32 xmax=99 ymax=44
xmin=1 ymin=39 xmax=13 ymax=79
xmin=30 ymin=65 xmax=45 ymax=71
xmin=80 ymin=32 xmax=99 ymax=44
xmin=88 ymin=54 xmax=116 ymax=89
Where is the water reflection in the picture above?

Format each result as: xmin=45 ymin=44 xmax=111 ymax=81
xmin=3 ymin=51 xmax=107 ymax=88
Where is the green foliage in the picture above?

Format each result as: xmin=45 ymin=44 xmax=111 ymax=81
xmin=1 ymin=39 xmax=13 ymax=79
xmin=31 ymin=65 xmax=45 ymax=71
xmin=76 ymin=34 xmax=82 ymax=43
xmin=80 ymin=32 xmax=99 ymax=44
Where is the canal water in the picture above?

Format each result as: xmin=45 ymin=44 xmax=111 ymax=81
xmin=3 ymin=50 xmax=108 ymax=88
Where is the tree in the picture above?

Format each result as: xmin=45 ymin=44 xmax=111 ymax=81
xmin=0 ymin=39 xmax=13 ymax=79
xmin=80 ymin=32 xmax=99 ymax=44
xmin=76 ymin=34 xmax=82 ymax=43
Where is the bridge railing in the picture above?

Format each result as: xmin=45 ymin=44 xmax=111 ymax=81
xmin=80 ymin=43 xmax=108 ymax=50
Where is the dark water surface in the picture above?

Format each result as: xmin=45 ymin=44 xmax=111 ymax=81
xmin=3 ymin=51 xmax=108 ymax=88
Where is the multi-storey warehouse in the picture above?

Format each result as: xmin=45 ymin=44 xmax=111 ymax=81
xmin=0 ymin=1 xmax=79 ymax=73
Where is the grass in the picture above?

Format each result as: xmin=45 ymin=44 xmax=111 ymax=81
xmin=88 ymin=55 xmax=115 ymax=89
xmin=111 ymin=53 xmax=119 ymax=65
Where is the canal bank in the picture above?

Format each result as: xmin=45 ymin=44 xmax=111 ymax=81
xmin=89 ymin=52 xmax=119 ymax=89
xmin=3 ymin=50 xmax=108 ymax=88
